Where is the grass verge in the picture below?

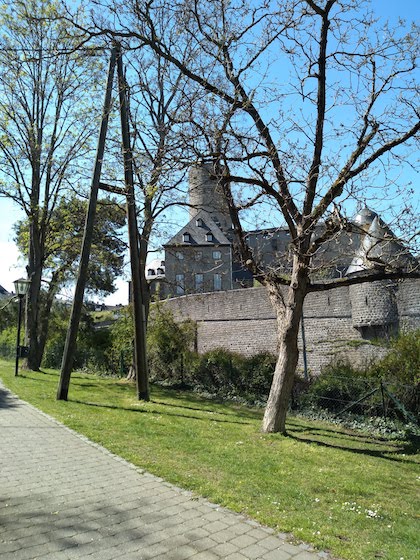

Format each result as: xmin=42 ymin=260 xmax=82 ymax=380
xmin=1 ymin=360 xmax=418 ymax=560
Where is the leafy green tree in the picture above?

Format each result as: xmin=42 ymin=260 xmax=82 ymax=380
xmin=0 ymin=0 xmax=103 ymax=370
xmin=15 ymin=196 xmax=126 ymax=367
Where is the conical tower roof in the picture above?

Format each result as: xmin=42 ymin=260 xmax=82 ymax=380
xmin=346 ymin=214 xmax=417 ymax=274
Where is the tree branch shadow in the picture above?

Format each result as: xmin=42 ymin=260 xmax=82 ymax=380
xmin=286 ymin=429 xmax=419 ymax=464
xmin=70 ymin=398 xmax=252 ymax=425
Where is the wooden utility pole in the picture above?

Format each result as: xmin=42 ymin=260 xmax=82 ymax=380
xmin=116 ymin=44 xmax=149 ymax=400
xmin=57 ymin=45 xmax=149 ymax=402
xmin=57 ymin=48 xmax=117 ymax=401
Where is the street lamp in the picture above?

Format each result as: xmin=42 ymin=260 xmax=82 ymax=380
xmin=14 ymin=277 xmax=31 ymax=377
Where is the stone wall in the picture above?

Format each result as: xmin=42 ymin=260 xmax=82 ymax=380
xmin=161 ymin=279 xmax=420 ymax=376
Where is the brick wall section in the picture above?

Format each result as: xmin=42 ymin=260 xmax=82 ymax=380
xmin=160 ymin=279 xmax=420 ymax=376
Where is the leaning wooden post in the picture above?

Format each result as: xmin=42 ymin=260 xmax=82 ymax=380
xmin=57 ymin=48 xmax=117 ymax=401
xmin=116 ymin=44 xmax=149 ymax=401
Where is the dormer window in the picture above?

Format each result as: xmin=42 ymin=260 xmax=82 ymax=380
xmin=183 ymin=232 xmax=191 ymax=243
xmin=147 ymin=269 xmax=155 ymax=276
xmin=156 ymin=268 xmax=164 ymax=275
xmin=196 ymin=218 xmax=204 ymax=227
xmin=205 ymin=232 xmax=214 ymax=242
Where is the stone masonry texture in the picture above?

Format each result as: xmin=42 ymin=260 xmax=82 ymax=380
xmin=0 ymin=383 xmax=335 ymax=560
xmin=161 ymin=279 xmax=420 ymax=375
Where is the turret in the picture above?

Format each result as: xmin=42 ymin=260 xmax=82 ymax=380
xmin=188 ymin=162 xmax=232 ymax=232
xmin=347 ymin=208 xmax=404 ymax=335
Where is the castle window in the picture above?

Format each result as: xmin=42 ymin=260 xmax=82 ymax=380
xmin=194 ymin=250 xmax=203 ymax=261
xmin=175 ymin=274 xmax=185 ymax=295
xmin=183 ymin=232 xmax=191 ymax=243
xmin=196 ymin=218 xmax=204 ymax=227
xmin=175 ymin=251 xmax=184 ymax=260
xmin=213 ymin=273 xmax=222 ymax=291
xmin=206 ymin=232 xmax=214 ymax=242
xmin=195 ymin=273 xmax=204 ymax=292
xmin=212 ymin=250 xmax=222 ymax=260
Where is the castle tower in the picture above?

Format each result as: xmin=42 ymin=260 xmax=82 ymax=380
xmin=347 ymin=208 xmax=401 ymax=336
xmin=188 ymin=161 xmax=232 ymax=232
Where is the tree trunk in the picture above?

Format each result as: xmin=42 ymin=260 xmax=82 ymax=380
xmin=25 ymin=234 xmax=43 ymax=371
xmin=35 ymin=277 xmax=60 ymax=370
xmin=262 ymin=262 xmax=309 ymax=434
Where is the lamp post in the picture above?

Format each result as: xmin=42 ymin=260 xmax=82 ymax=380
xmin=14 ymin=277 xmax=31 ymax=377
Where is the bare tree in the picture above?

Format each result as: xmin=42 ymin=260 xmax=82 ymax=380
xmin=72 ymin=0 xmax=419 ymax=432
xmin=0 ymin=0 xmax=104 ymax=370
xmin=125 ymin=46 xmax=197 ymax=320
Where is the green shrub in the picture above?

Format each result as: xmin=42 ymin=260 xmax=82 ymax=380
xmin=368 ymin=329 xmax=419 ymax=385
xmin=296 ymin=330 xmax=420 ymax=421
xmin=368 ymin=329 xmax=419 ymax=418
xmin=189 ymin=349 xmax=245 ymax=394
xmin=107 ymin=306 xmax=134 ymax=375
xmin=147 ymin=306 xmax=196 ymax=385
xmin=298 ymin=361 xmax=377 ymax=414
xmin=177 ymin=349 xmax=277 ymax=402
xmin=0 ymin=326 xmax=17 ymax=359
xmin=43 ymin=307 xmax=114 ymax=373
xmin=238 ymin=352 xmax=277 ymax=401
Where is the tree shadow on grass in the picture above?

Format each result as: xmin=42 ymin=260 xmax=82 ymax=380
xmin=150 ymin=396 xmax=262 ymax=422
xmin=70 ymin=398 xmax=253 ymax=426
xmin=287 ymin=417 xmax=399 ymax=443
xmin=285 ymin=426 xmax=419 ymax=464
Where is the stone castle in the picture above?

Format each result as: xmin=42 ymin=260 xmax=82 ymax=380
xmin=147 ymin=163 xmax=419 ymax=374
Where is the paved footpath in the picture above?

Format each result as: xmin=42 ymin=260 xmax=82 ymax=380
xmin=0 ymin=383 xmax=335 ymax=560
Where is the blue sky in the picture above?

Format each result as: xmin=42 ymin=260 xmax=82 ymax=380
xmin=0 ymin=0 xmax=418 ymax=302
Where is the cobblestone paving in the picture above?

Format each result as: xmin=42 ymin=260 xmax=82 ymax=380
xmin=0 ymin=382 xmax=336 ymax=559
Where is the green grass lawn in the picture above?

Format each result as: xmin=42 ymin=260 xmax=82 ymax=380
xmin=1 ymin=359 xmax=419 ymax=560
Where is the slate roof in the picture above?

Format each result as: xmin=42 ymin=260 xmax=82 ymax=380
xmin=347 ymin=216 xmax=418 ymax=274
xmin=164 ymin=209 xmax=231 ymax=247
